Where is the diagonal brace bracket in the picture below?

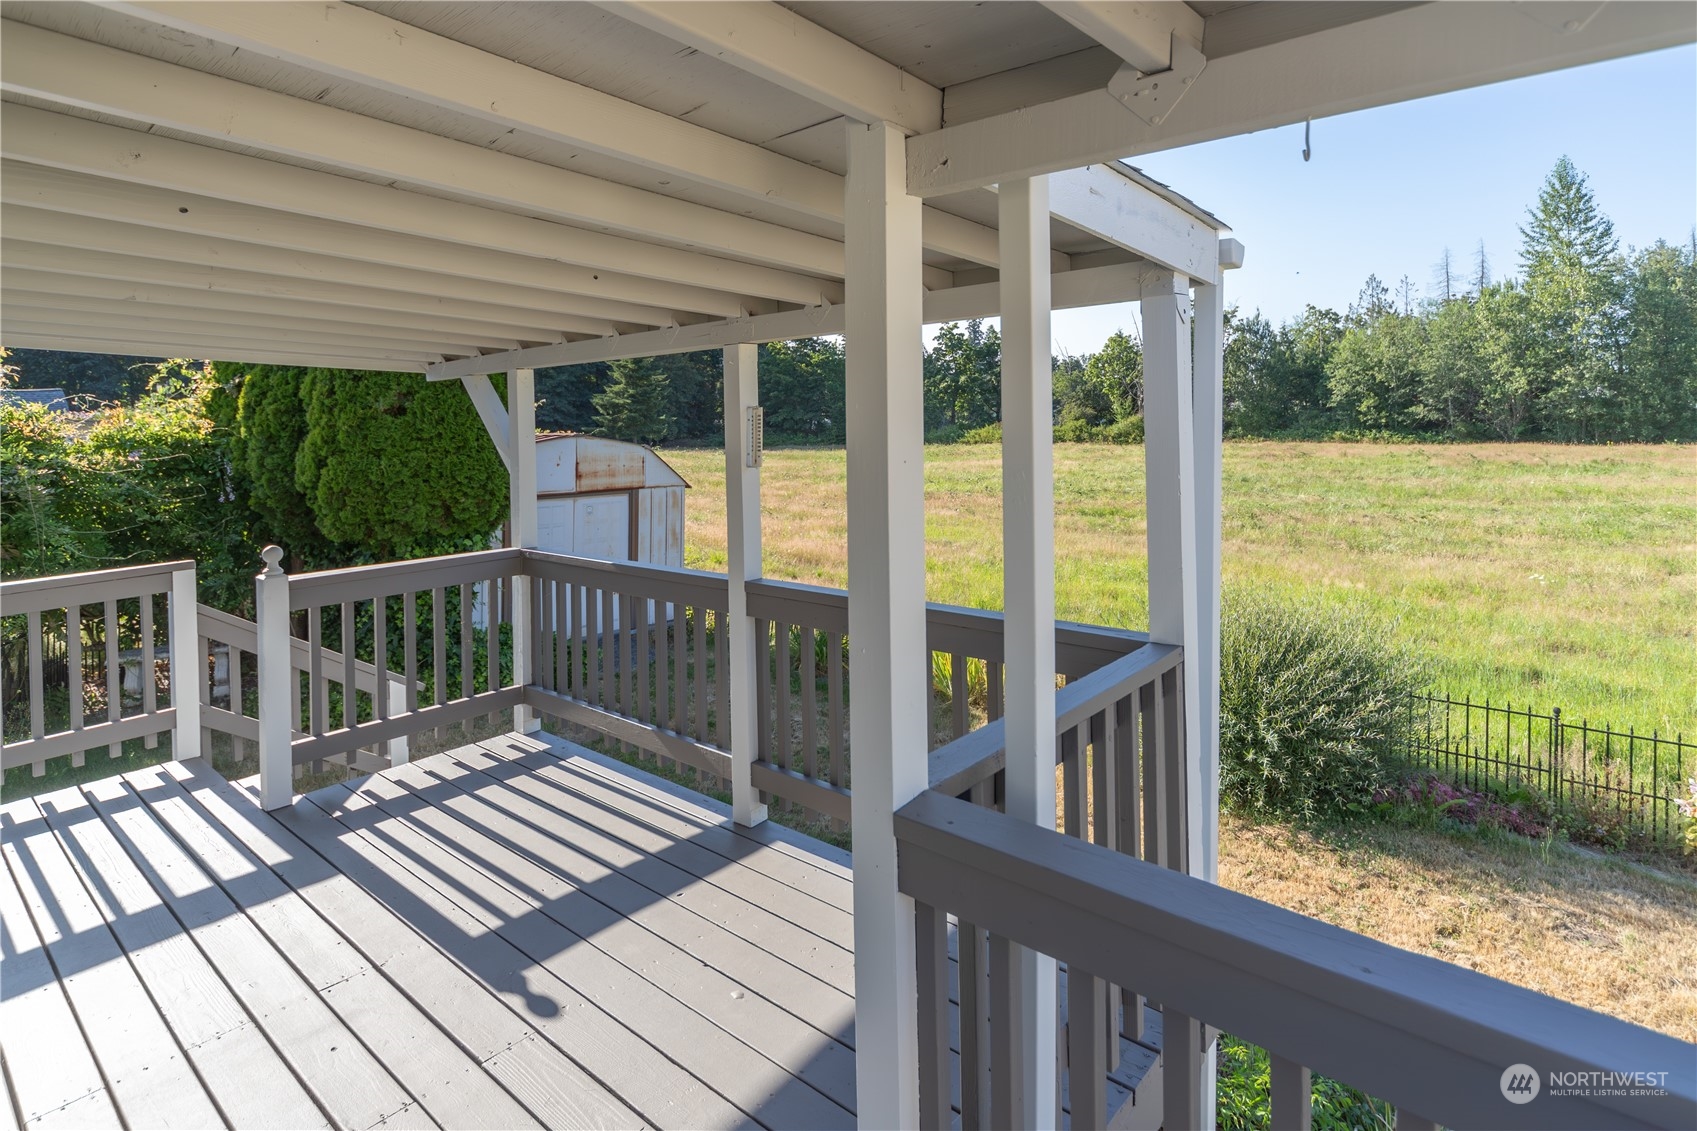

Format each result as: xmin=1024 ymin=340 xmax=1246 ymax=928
xmin=1105 ymin=33 xmax=1206 ymax=127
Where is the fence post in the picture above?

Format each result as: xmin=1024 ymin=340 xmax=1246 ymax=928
xmin=168 ymin=564 xmax=201 ymax=761
xmin=256 ymin=546 xmax=294 ymax=810
xmin=387 ymin=677 xmax=410 ymax=765
xmin=1550 ymin=707 xmax=1561 ymax=807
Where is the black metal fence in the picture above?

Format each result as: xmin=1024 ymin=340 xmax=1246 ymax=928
xmin=1404 ymin=692 xmax=1693 ymax=849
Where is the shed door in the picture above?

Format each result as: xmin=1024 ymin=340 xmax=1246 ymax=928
xmin=574 ymin=494 xmax=631 ymax=562
xmin=537 ymin=498 xmax=573 ymax=555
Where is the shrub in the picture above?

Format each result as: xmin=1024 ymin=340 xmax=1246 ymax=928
xmin=1104 ymin=415 xmax=1145 ymax=443
xmin=1216 ymin=1034 xmax=1393 ymax=1130
xmin=1220 ymin=589 xmax=1424 ymax=820
xmin=959 ymin=422 xmax=1002 ymax=444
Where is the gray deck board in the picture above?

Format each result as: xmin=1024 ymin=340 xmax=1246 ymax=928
xmin=124 ymin=765 xmax=543 ymax=1131
xmin=433 ymin=747 xmax=859 ymax=1043
xmin=285 ymin=783 xmax=741 ymax=1130
xmin=27 ymin=783 xmax=330 ymax=1130
xmin=76 ymin=775 xmax=431 ymax=1131
xmin=1 ymin=798 xmax=220 ymax=1130
xmin=373 ymin=756 xmax=858 ymax=1115
xmin=324 ymin=767 xmax=853 ymax=1129
xmin=157 ymin=760 xmax=640 ymax=1131
xmin=0 ymin=831 xmax=121 ymax=1131
xmin=3 ymin=729 xmax=1151 ymax=1131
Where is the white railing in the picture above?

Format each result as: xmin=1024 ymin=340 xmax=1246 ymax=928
xmin=1 ymin=560 xmax=199 ymax=775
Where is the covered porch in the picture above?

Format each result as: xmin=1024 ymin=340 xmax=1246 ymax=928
xmin=3 ymin=3 xmax=1695 ymax=1129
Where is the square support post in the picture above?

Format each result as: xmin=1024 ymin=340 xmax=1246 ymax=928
xmin=1143 ymin=270 xmax=1215 ymax=1129
xmin=846 ymin=119 xmax=927 ymax=1131
xmin=999 ymin=174 xmax=1060 ymax=1130
xmin=724 ymin=342 xmax=769 ymax=828
xmin=168 ymin=564 xmax=200 ymax=761
xmin=255 ymin=545 xmax=292 ymax=811
xmin=509 ymin=368 xmax=541 ymax=733
xmin=1192 ymin=271 xmax=1225 ymax=885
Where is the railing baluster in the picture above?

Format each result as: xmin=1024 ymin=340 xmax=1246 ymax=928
xmin=431 ymin=586 xmax=447 ymax=741
xmin=1163 ymin=1009 xmax=1204 ymax=1131
xmin=403 ymin=591 xmax=418 ymax=715
xmin=988 ymin=932 xmax=1024 ymax=1129
xmin=914 ymin=902 xmax=952 ymax=1131
xmin=1143 ymin=679 xmax=1165 ymax=869
xmin=696 ymin=607 xmax=711 ymax=745
xmin=987 ymin=661 xmax=1003 ymax=722
xmin=308 ymin=605 xmax=326 ymax=739
xmin=755 ymin=617 xmax=772 ymax=765
xmin=776 ymin=620 xmax=792 ymax=782
xmin=801 ymin=626 xmax=819 ymax=794
xmin=26 ymin=610 xmax=45 ymax=775
xmin=460 ymin=582 xmax=474 ymax=704
xmin=958 ymin=911 xmax=989 ymax=1130
xmin=951 ymin=652 xmax=969 ymax=740
xmin=374 ymin=594 xmax=388 ymax=721
xmin=1270 ymin=1054 xmax=1313 ymax=1131
xmin=104 ymin=598 xmax=120 ymax=759
xmin=1114 ymin=691 xmax=1145 ymax=1042
xmin=827 ymin=631 xmax=846 ymax=790
xmin=342 ymin=599 xmax=357 ymax=730
xmin=621 ymin=594 xmax=636 ymax=739
xmin=66 ymin=604 xmax=83 ymax=735
xmin=672 ymin=601 xmax=688 ymax=732
xmin=1395 ymin=1112 xmax=1440 ymax=1131
xmin=1060 ymin=725 xmax=1082 ymax=837
xmin=140 ymin=593 xmax=158 ymax=749
xmin=1066 ymin=966 xmax=1108 ymax=1131
xmin=599 ymin=588 xmax=614 ymax=710
xmin=712 ymin=604 xmax=726 ymax=754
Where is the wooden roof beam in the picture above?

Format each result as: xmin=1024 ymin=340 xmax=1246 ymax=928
xmin=911 ymin=0 xmax=1695 ymax=195
xmin=1039 ymin=2 xmax=1203 ymax=74
xmin=605 ymin=0 xmax=943 ymax=134
xmin=106 ymin=1 xmax=1022 ymax=270
xmin=1 ymin=327 xmax=441 ymax=372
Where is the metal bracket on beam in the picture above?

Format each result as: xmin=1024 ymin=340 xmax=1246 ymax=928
xmin=1105 ymin=34 xmax=1206 ymax=127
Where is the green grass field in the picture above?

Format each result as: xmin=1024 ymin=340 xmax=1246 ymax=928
xmin=663 ymin=441 xmax=1696 ymax=739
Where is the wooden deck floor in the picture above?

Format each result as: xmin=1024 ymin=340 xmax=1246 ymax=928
xmin=0 ymin=731 xmax=1160 ymax=1130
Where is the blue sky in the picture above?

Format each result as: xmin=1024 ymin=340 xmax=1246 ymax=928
xmin=1043 ymin=44 xmax=1697 ymax=356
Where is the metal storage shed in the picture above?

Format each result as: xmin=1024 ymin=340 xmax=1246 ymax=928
xmin=533 ymin=433 xmax=688 ymax=567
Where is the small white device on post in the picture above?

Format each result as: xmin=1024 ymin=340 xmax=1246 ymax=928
xmin=746 ymin=406 xmax=764 ymax=468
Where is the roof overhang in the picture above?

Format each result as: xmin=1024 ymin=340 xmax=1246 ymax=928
xmin=0 ymin=1 xmax=1688 ymax=373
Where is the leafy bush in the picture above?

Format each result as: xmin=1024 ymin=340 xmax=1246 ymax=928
xmin=959 ymin=422 xmax=1002 ymax=444
xmin=1220 ymin=589 xmax=1424 ymax=819
xmin=1216 ymin=1035 xmax=1393 ymax=1130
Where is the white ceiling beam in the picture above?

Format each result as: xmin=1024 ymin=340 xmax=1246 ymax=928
xmin=1045 ymin=165 xmax=1217 ymax=284
xmin=427 ymin=261 xmax=1157 ymax=379
xmin=605 ymin=1 xmax=943 ymax=134
xmin=459 ymin=376 xmax=512 ymax=473
xmin=911 ymin=0 xmax=1695 ymax=195
xmin=0 ymin=20 xmax=865 ymax=293
xmin=2 ymin=269 xmax=556 ymax=346
xmin=0 ymin=206 xmax=628 ymax=337
xmin=1 ymin=302 xmax=492 ymax=359
xmin=1 ymin=326 xmax=442 ymax=371
xmin=1 ymin=163 xmax=691 ymax=331
xmin=0 ymin=105 xmax=769 ymax=320
xmin=1039 ymin=2 xmax=1204 ymax=74
xmin=103 ymin=1 xmax=1015 ymax=269
xmin=1 ymin=240 xmax=593 ymax=339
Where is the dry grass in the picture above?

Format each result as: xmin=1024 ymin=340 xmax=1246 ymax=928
xmin=1218 ymin=813 xmax=1697 ymax=1041
xmin=663 ymin=441 xmax=1696 ymax=736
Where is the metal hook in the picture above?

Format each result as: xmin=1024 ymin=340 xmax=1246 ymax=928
xmin=1302 ymin=118 xmax=1312 ymax=162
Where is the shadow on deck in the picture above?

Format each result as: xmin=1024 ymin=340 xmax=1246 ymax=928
xmin=0 ymin=732 xmax=1160 ymax=1130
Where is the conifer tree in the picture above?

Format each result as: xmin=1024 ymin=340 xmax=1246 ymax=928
xmin=592 ymin=358 xmax=673 ymax=444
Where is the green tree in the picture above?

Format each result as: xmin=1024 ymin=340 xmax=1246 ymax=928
xmin=1053 ymin=350 xmax=1113 ymax=429
xmin=760 ymin=338 xmax=846 ymax=441
xmin=1519 ymin=157 xmax=1626 ymax=441
xmin=924 ymin=319 xmax=1001 ymax=431
xmin=1325 ymin=312 xmax=1426 ymax=434
xmin=1083 ymin=329 xmax=1144 ymax=422
xmin=226 ymin=364 xmax=333 ymax=566
xmin=292 ymin=368 xmax=507 ymax=560
xmin=593 ymin=358 xmax=674 ymax=444
xmin=1619 ymin=238 xmax=1697 ymax=441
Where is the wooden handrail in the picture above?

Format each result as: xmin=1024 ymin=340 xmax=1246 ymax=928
xmin=895 ymin=789 xmax=1696 ymax=1130
xmin=0 ymin=559 xmax=192 ymax=615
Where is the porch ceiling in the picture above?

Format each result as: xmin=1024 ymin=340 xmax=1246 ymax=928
xmin=0 ymin=1 xmax=1689 ymax=373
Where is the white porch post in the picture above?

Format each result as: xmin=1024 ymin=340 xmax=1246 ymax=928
xmin=255 ymin=545 xmax=292 ymax=811
xmin=168 ymin=563 xmax=200 ymax=761
xmin=509 ymin=367 xmax=540 ymax=733
xmin=999 ymin=174 xmax=1060 ymax=1128
xmin=1142 ymin=270 xmax=1211 ymax=1128
xmin=723 ymin=342 xmax=769 ymax=828
xmin=846 ymin=119 xmax=927 ymax=1131
xmin=1192 ymin=269 xmax=1225 ymax=885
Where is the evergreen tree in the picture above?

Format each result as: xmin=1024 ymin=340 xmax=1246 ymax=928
xmin=1620 ymin=239 xmax=1697 ymax=440
xmin=1518 ymin=157 xmax=1625 ymax=441
xmin=592 ymin=358 xmax=673 ymax=444
xmin=1472 ymin=240 xmax=1492 ymax=295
